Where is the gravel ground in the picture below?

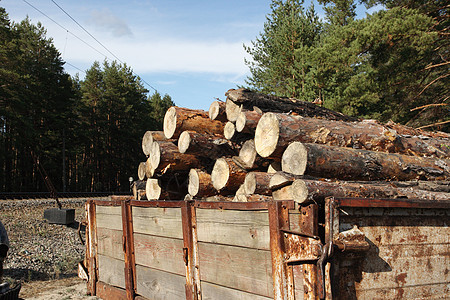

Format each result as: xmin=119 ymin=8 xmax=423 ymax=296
xmin=0 ymin=198 xmax=106 ymax=299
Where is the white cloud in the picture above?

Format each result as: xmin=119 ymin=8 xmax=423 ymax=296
xmin=88 ymin=8 xmax=133 ymax=37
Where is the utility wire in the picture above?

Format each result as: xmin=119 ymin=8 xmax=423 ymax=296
xmin=50 ymin=0 xmax=157 ymax=92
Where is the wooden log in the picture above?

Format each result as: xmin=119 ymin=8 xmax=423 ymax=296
xmin=269 ymin=171 xmax=304 ymax=190
xmin=235 ymin=110 xmax=262 ymax=133
xmin=150 ymin=141 xmax=204 ymax=175
xmin=224 ymin=121 xmax=236 ymax=140
xmin=293 ymin=179 xmax=450 ymax=203
xmin=255 ymin=112 xmax=450 ymax=159
xmin=236 ymin=139 xmax=271 ymax=170
xmin=209 ymin=100 xmax=227 ymax=122
xmin=178 ymin=131 xmax=238 ymax=158
xmin=386 ymin=121 xmax=450 ymax=140
xmin=138 ymin=162 xmax=147 ymax=181
xmin=234 ymin=194 xmax=272 ymax=202
xmin=243 ymin=172 xmax=276 ymax=196
xmin=211 ymin=157 xmax=247 ymax=193
xmin=267 ymin=162 xmax=281 ymax=174
xmin=272 ymin=180 xmax=308 ymax=203
xmin=281 ymin=142 xmax=450 ymax=181
xmin=145 ymin=179 xmax=166 ymax=200
xmin=145 ymin=156 xmax=154 ymax=178
xmin=225 ymin=98 xmax=242 ymax=122
xmin=163 ymin=106 xmax=225 ymax=139
xmin=132 ymin=180 xmax=147 ymax=200
xmin=142 ymin=131 xmax=166 ymax=156
xmin=391 ymin=180 xmax=450 ymax=193
xmin=226 ymin=88 xmax=356 ymax=122
xmin=188 ymin=169 xmax=216 ymax=197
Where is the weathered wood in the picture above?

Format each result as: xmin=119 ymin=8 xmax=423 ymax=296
xmin=97 ymin=254 xmax=126 ymax=289
xmin=202 ymin=281 xmax=272 ymax=300
xmin=211 ymin=157 xmax=247 ymax=193
xmin=237 ymin=139 xmax=271 ymax=170
xmin=225 ymin=97 xmax=242 ymax=122
xmin=391 ymin=180 xmax=450 ymax=193
xmin=281 ymin=141 xmax=450 ymax=181
xmin=271 ymin=181 xmax=308 ymax=203
xmin=226 ymin=88 xmax=356 ymax=122
xmin=132 ymin=207 xmax=183 ymax=239
xmin=386 ymin=120 xmax=450 ymax=140
xmin=96 ymin=206 xmax=122 ymax=231
xmin=145 ymin=178 xmax=165 ymax=200
xmin=235 ymin=110 xmax=262 ymax=133
xmin=269 ymin=171 xmax=304 ymax=190
xmin=234 ymin=194 xmax=273 ymax=202
xmin=134 ymin=233 xmax=185 ymax=275
xmin=223 ymin=121 xmax=236 ymax=140
xmin=255 ymin=112 xmax=450 ymax=159
xmin=135 ymin=265 xmax=186 ymax=300
xmin=188 ymin=168 xmax=216 ymax=197
xmin=137 ymin=162 xmax=146 ymax=181
xmin=209 ymin=100 xmax=227 ymax=122
xmin=196 ymin=209 xmax=270 ymax=249
xmin=142 ymin=131 xmax=165 ymax=156
xmin=198 ymin=242 xmax=273 ymax=297
xmin=178 ymin=130 xmax=238 ymax=158
xmin=150 ymin=141 xmax=203 ymax=175
xmin=243 ymin=172 xmax=275 ymax=195
xmin=163 ymin=106 xmax=225 ymax=139
xmin=97 ymin=227 xmax=124 ymax=260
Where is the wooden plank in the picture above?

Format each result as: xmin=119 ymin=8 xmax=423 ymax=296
xmin=132 ymin=207 xmax=183 ymax=239
xmin=134 ymin=233 xmax=185 ymax=275
xmin=135 ymin=265 xmax=186 ymax=300
xmin=96 ymin=282 xmax=127 ymax=300
xmin=351 ymin=282 xmax=450 ymax=300
xmin=196 ymin=209 xmax=270 ymax=250
xmin=98 ymin=254 xmax=126 ymax=289
xmin=198 ymin=242 xmax=273 ymax=297
xmin=201 ymin=281 xmax=273 ymax=300
xmin=96 ymin=206 xmax=123 ymax=231
xmin=97 ymin=227 xmax=124 ymax=261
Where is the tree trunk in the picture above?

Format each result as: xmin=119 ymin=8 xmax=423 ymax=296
xmin=142 ymin=131 xmax=166 ymax=156
xmin=226 ymin=88 xmax=356 ymax=122
xmin=235 ymin=110 xmax=262 ymax=134
xmin=243 ymin=172 xmax=275 ymax=195
xmin=188 ymin=168 xmax=216 ymax=197
xmin=281 ymin=142 xmax=450 ymax=181
xmin=225 ymin=98 xmax=242 ymax=122
xmin=163 ymin=106 xmax=225 ymax=139
xmin=211 ymin=157 xmax=247 ymax=193
xmin=255 ymin=112 xmax=450 ymax=159
xmin=178 ymin=131 xmax=239 ymax=159
xmin=150 ymin=141 xmax=204 ymax=175
xmin=209 ymin=100 xmax=227 ymax=122
xmin=236 ymin=139 xmax=271 ymax=170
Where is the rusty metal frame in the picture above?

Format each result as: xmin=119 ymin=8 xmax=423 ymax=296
xmin=335 ymin=197 xmax=450 ymax=209
xmin=85 ymin=199 xmax=98 ymax=296
xmin=121 ymin=199 xmax=136 ymax=300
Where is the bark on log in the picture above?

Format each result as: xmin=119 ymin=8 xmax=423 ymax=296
xmin=281 ymin=142 xmax=450 ymax=181
xmin=243 ymin=172 xmax=275 ymax=195
xmin=226 ymin=88 xmax=356 ymax=122
xmin=297 ymin=179 xmax=450 ymax=203
xmin=255 ymin=112 xmax=450 ymax=159
xmin=211 ymin=157 xmax=247 ymax=193
xmin=150 ymin=141 xmax=204 ymax=175
xmin=142 ymin=131 xmax=166 ymax=156
xmin=235 ymin=110 xmax=262 ymax=133
xmin=391 ymin=180 xmax=450 ymax=193
xmin=178 ymin=131 xmax=238 ymax=158
xmin=209 ymin=100 xmax=227 ymax=122
xmin=138 ymin=162 xmax=147 ymax=181
xmin=386 ymin=121 xmax=450 ymax=140
xmin=163 ymin=106 xmax=225 ymax=139
xmin=272 ymin=180 xmax=308 ymax=203
xmin=269 ymin=171 xmax=305 ymax=190
xmin=225 ymin=98 xmax=242 ymax=122
xmin=188 ymin=168 xmax=216 ymax=197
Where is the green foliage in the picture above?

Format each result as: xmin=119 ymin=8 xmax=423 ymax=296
xmin=0 ymin=8 xmax=174 ymax=192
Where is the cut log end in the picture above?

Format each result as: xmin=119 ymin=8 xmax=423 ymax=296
xmin=282 ymin=142 xmax=308 ymax=175
xmin=224 ymin=122 xmax=236 ymax=140
xmin=211 ymin=158 xmax=229 ymax=190
xmin=235 ymin=111 xmax=246 ymax=132
xmin=291 ymin=180 xmax=308 ymax=203
xmin=239 ymin=140 xmax=257 ymax=169
xmin=255 ymin=112 xmax=280 ymax=157
xmin=243 ymin=173 xmax=257 ymax=195
xmin=163 ymin=106 xmax=177 ymax=139
xmin=145 ymin=157 xmax=155 ymax=178
xmin=142 ymin=131 xmax=153 ymax=156
xmin=178 ymin=131 xmax=191 ymax=154
xmin=225 ymin=98 xmax=242 ymax=122
xmin=146 ymin=178 xmax=161 ymax=200
xmin=138 ymin=162 xmax=147 ymax=181
xmin=188 ymin=168 xmax=200 ymax=196
xmin=150 ymin=141 xmax=161 ymax=170
xmin=209 ymin=100 xmax=226 ymax=121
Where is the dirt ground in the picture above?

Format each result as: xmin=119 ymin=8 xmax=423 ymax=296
xmin=20 ymin=277 xmax=97 ymax=300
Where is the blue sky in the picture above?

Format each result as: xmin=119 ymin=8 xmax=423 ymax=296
xmin=2 ymin=0 xmax=380 ymax=110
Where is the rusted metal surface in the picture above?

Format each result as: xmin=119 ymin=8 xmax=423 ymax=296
xmin=94 ymin=198 xmax=123 ymax=206
xmin=121 ymin=200 xmax=136 ymax=300
xmin=195 ymin=200 xmax=295 ymax=210
xmin=86 ymin=200 xmax=98 ymax=296
xmin=96 ymin=281 xmax=128 ymax=300
xmin=181 ymin=201 xmax=197 ymax=300
xmin=131 ymin=199 xmax=186 ymax=208
xmin=330 ymin=197 xmax=450 ymax=299
xmin=268 ymin=201 xmax=293 ymax=299
xmin=284 ymin=233 xmax=321 ymax=263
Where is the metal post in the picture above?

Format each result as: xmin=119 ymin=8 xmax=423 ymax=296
xmin=300 ymin=203 xmax=319 ymax=299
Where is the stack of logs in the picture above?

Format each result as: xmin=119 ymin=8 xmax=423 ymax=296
xmin=134 ymin=88 xmax=450 ymax=204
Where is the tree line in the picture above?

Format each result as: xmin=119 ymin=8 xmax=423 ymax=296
xmin=244 ymin=0 xmax=449 ymax=131
xmin=0 ymin=8 xmax=173 ymax=193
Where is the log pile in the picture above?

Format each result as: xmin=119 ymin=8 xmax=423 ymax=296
xmin=134 ymin=88 xmax=450 ymax=203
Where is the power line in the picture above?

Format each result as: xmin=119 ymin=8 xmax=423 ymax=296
xmin=50 ymin=0 xmax=158 ymax=92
